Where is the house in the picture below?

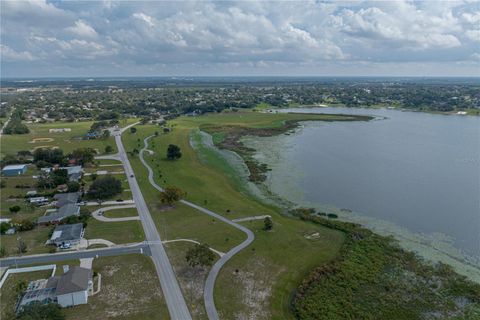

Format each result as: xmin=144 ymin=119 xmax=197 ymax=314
xmin=61 ymin=166 xmax=83 ymax=182
xmin=49 ymin=223 xmax=84 ymax=247
xmin=37 ymin=203 xmax=80 ymax=224
xmin=17 ymin=266 xmax=93 ymax=311
xmin=54 ymin=192 xmax=80 ymax=207
xmin=1 ymin=164 xmax=28 ymax=176
xmin=40 ymin=166 xmax=83 ymax=182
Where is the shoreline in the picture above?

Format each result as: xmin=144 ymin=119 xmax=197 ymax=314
xmin=263 ymin=103 xmax=480 ymax=117
xmin=194 ymin=116 xmax=480 ymax=283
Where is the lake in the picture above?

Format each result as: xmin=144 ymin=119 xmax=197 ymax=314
xmin=244 ymin=107 xmax=480 ymax=279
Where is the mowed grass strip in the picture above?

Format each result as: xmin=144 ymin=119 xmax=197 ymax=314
xmin=121 ymin=111 xmax=351 ymax=319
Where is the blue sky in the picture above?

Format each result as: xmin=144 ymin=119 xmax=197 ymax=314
xmin=1 ymin=0 xmax=479 ymax=77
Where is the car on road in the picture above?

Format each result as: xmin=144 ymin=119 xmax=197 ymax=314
xmin=130 ymin=174 xmax=134 ymax=178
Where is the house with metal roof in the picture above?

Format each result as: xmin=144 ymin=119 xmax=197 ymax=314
xmin=37 ymin=203 xmax=80 ymax=224
xmin=17 ymin=266 xmax=93 ymax=311
xmin=1 ymin=164 xmax=28 ymax=176
xmin=49 ymin=223 xmax=84 ymax=247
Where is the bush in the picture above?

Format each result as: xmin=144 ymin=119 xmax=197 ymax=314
xmin=17 ymin=302 xmax=65 ymax=320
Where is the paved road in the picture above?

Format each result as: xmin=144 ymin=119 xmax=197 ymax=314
xmin=114 ymin=124 xmax=192 ymax=320
xmin=91 ymin=205 xmax=140 ymax=222
xmin=141 ymin=135 xmax=255 ymax=320
xmin=0 ymin=243 xmax=149 ymax=268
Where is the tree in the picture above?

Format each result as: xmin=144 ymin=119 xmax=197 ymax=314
xmin=0 ymin=222 xmax=11 ymax=234
xmin=67 ymin=181 xmax=80 ymax=192
xmin=105 ymin=145 xmax=113 ymax=154
xmin=264 ymin=217 xmax=273 ymax=230
xmin=166 ymin=144 xmax=182 ymax=160
xmin=69 ymin=148 xmax=96 ymax=165
xmin=17 ymin=238 xmax=27 ymax=254
xmin=0 ymin=179 xmax=5 ymax=188
xmin=0 ymin=246 xmax=6 ymax=257
xmin=15 ymin=280 xmax=27 ymax=296
xmin=103 ymin=129 xmax=111 ymax=138
xmin=130 ymin=127 xmax=137 ymax=134
xmin=87 ymin=175 xmax=122 ymax=199
xmin=17 ymin=302 xmax=65 ymax=320
xmin=185 ymin=243 xmax=215 ymax=269
xmin=9 ymin=205 xmax=21 ymax=214
xmin=159 ymin=186 xmax=185 ymax=206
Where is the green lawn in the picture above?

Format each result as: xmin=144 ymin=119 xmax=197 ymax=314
xmin=121 ymin=111 xmax=352 ymax=319
xmin=1 ymin=226 xmax=53 ymax=257
xmin=84 ymin=219 xmax=144 ymax=244
xmin=102 ymin=207 xmax=138 ymax=218
xmin=62 ymin=254 xmax=169 ymax=320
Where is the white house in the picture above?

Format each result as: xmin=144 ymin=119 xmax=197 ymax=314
xmin=17 ymin=266 xmax=93 ymax=311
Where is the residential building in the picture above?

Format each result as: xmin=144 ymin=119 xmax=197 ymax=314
xmin=17 ymin=266 xmax=93 ymax=311
xmin=1 ymin=164 xmax=28 ymax=176
xmin=49 ymin=223 xmax=84 ymax=247
xmin=37 ymin=203 xmax=80 ymax=224
xmin=54 ymin=192 xmax=80 ymax=207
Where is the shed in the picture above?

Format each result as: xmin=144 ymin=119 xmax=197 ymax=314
xmin=1 ymin=164 xmax=28 ymax=176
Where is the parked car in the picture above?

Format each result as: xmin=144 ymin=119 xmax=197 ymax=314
xmin=59 ymin=243 xmax=71 ymax=249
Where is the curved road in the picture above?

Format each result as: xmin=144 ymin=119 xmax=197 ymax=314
xmin=140 ymin=135 xmax=255 ymax=320
xmin=114 ymin=124 xmax=192 ymax=320
xmin=91 ymin=205 xmax=140 ymax=222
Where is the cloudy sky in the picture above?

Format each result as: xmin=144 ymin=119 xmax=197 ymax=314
xmin=1 ymin=0 xmax=479 ymax=77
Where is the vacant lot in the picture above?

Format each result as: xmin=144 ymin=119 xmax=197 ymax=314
xmin=62 ymin=254 xmax=169 ymax=320
xmin=1 ymin=226 xmax=52 ymax=257
xmin=122 ymin=111 xmax=352 ymax=318
xmin=85 ymin=219 xmax=144 ymax=244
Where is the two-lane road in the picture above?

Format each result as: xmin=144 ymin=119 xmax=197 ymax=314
xmin=113 ymin=125 xmax=192 ymax=320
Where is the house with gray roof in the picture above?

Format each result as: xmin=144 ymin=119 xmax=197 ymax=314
xmin=17 ymin=266 xmax=93 ymax=311
xmin=53 ymin=192 xmax=80 ymax=207
xmin=49 ymin=223 xmax=84 ymax=247
xmin=61 ymin=166 xmax=83 ymax=182
xmin=37 ymin=203 xmax=80 ymax=224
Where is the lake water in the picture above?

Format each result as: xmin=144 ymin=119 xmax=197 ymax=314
xmin=244 ymin=107 xmax=480 ymax=279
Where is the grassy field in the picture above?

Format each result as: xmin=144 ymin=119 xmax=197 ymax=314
xmin=102 ymin=207 xmax=138 ymax=218
xmin=62 ymin=254 xmax=169 ymax=320
xmin=0 ymin=269 xmax=54 ymax=319
xmin=0 ymin=120 xmax=118 ymax=158
xmin=121 ymin=111 xmax=354 ymax=319
xmin=1 ymin=226 xmax=52 ymax=256
xmin=84 ymin=219 xmax=144 ymax=244
xmin=164 ymin=241 xmax=215 ymax=320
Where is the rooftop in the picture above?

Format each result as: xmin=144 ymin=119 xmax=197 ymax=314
xmin=2 ymin=164 xmax=28 ymax=171
xmin=55 ymin=266 xmax=92 ymax=295
xmin=50 ymin=223 xmax=84 ymax=242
